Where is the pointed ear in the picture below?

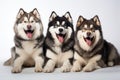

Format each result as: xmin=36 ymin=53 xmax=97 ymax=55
xmin=76 ymin=16 xmax=84 ymax=27
xmin=92 ymin=15 xmax=101 ymax=26
xmin=49 ymin=11 xmax=57 ymax=22
xmin=16 ymin=8 xmax=25 ymax=19
xmin=64 ymin=12 xmax=73 ymax=23
xmin=32 ymin=8 xmax=40 ymax=19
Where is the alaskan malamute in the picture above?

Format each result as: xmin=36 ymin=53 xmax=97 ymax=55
xmin=71 ymin=15 xmax=120 ymax=72
xmin=4 ymin=8 xmax=44 ymax=73
xmin=43 ymin=11 xmax=74 ymax=72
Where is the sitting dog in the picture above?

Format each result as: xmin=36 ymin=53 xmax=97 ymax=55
xmin=4 ymin=8 xmax=44 ymax=73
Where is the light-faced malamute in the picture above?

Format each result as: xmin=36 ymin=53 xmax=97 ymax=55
xmin=43 ymin=11 xmax=74 ymax=72
xmin=71 ymin=15 xmax=120 ymax=72
xmin=4 ymin=8 xmax=44 ymax=73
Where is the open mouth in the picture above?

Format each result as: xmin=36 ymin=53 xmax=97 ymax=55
xmin=84 ymin=36 xmax=94 ymax=46
xmin=56 ymin=33 xmax=66 ymax=43
xmin=24 ymin=29 xmax=34 ymax=38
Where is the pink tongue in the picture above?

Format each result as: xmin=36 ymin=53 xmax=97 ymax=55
xmin=85 ymin=39 xmax=92 ymax=46
xmin=26 ymin=33 xmax=33 ymax=38
xmin=58 ymin=36 xmax=64 ymax=43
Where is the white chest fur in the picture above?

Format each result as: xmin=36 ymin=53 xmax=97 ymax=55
xmin=53 ymin=46 xmax=61 ymax=54
xmin=21 ymin=41 xmax=36 ymax=54
xmin=47 ymin=46 xmax=73 ymax=67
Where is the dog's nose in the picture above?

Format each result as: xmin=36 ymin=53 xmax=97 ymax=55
xmin=59 ymin=28 xmax=63 ymax=32
xmin=87 ymin=32 xmax=91 ymax=36
xmin=27 ymin=25 xmax=32 ymax=29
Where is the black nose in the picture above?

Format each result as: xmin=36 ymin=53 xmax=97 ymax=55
xmin=59 ymin=28 xmax=63 ymax=32
xmin=87 ymin=32 xmax=91 ymax=36
xmin=27 ymin=25 xmax=32 ymax=29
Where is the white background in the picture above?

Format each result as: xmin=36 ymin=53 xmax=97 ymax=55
xmin=0 ymin=0 xmax=120 ymax=61
xmin=0 ymin=1 xmax=120 ymax=80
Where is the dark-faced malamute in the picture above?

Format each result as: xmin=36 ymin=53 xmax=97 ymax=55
xmin=72 ymin=15 xmax=120 ymax=72
xmin=4 ymin=8 xmax=44 ymax=73
xmin=44 ymin=11 xmax=74 ymax=72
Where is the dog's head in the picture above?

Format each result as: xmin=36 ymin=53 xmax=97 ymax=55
xmin=76 ymin=15 xmax=102 ymax=51
xmin=48 ymin=11 xmax=73 ymax=45
xmin=14 ymin=8 xmax=43 ymax=40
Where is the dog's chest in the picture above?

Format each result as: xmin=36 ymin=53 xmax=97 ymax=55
xmin=22 ymin=41 xmax=36 ymax=54
xmin=53 ymin=46 xmax=61 ymax=54
xmin=52 ymin=47 xmax=66 ymax=67
xmin=52 ymin=46 xmax=63 ymax=59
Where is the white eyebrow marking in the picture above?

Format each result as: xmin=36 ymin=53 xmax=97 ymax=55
xmin=57 ymin=21 xmax=60 ymax=25
xmin=84 ymin=24 xmax=87 ymax=28
xmin=62 ymin=21 xmax=65 ymax=25
xmin=90 ymin=24 xmax=93 ymax=28
xmin=24 ymin=17 xmax=28 ymax=21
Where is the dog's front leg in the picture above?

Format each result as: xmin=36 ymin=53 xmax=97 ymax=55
xmin=43 ymin=49 xmax=56 ymax=73
xmin=33 ymin=48 xmax=44 ymax=72
xmin=71 ymin=51 xmax=86 ymax=72
xmin=82 ymin=54 xmax=101 ymax=72
xmin=12 ymin=56 xmax=26 ymax=73
xmin=61 ymin=59 xmax=72 ymax=72
xmin=44 ymin=59 xmax=56 ymax=73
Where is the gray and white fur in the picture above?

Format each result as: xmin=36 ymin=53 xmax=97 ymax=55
xmin=72 ymin=15 xmax=120 ymax=72
xmin=43 ymin=11 xmax=74 ymax=72
xmin=4 ymin=8 xmax=44 ymax=73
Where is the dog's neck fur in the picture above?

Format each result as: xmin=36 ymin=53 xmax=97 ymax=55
xmin=14 ymin=34 xmax=44 ymax=49
xmin=74 ymin=36 xmax=104 ymax=58
xmin=45 ymin=31 xmax=74 ymax=53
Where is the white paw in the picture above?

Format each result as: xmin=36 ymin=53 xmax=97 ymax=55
xmin=43 ymin=66 xmax=54 ymax=73
xmin=35 ymin=67 xmax=42 ymax=72
xmin=61 ymin=65 xmax=71 ymax=72
xmin=71 ymin=66 xmax=82 ymax=72
xmin=12 ymin=66 xmax=22 ymax=73
xmin=108 ymin=61 xmax=114 ymax=67
xmin=82 ymin=66 xmax=94 ymax=72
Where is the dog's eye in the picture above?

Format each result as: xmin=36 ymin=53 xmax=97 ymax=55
xmin=64 ymin=25 xmax=67 ymax=28
xmin=24 ymin=21 xmax=27 ymax=23
xmin=82 ymin=28 xmax=87 ymax=32
xmin=31 ymin=20 xmax=34 ymax=23
xmin=91 ymin=28 xmax=95 ymax=32
xmin=55 ymin=24 xmax=59 ymax=27
xmin=62 ymin=24 xmax=67 ymax=28
xmin=56 ymin=23 xmax=60 ymax=26
xmin=54 ymin=24 xmax=58 ymax=28
xmin=64 ymin=26 xmax=67 ymax=28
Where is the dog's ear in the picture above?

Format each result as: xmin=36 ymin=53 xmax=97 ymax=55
xmin=92 ymin=15 xmax=101 ymax=26
xmin=16 ymin=8 xmax=25 ymax=19
xmin=32 ymin=8 xmax=40 ymax=19
xmin=49 ymin=11 xmax=57 ymax=22
xmin=76 ymin=16 xmax=85 ymax=27
xmin=64 ymin=12 xmax=73 ymax=23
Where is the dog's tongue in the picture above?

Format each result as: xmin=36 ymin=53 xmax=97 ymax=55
xmin=85 ymin=39 xmax=92 ymax=46
xmin=58 ymin=36 xmax=64 ymax=43
xmin=26 ymin=33 xmax=33 ymax=38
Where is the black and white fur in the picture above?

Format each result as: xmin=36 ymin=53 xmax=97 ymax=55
xmin=44 ymin=11 xmax=74 ymax=72
xmin=4 ymin=8 xmax=44 ymax=73
xmin=71 ymin=15 xmax=120 ymax=72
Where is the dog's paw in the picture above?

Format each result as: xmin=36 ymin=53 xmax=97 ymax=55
xmin=71 ymin=66 xmax=82 ymax=72
xmin=108 ymin=61 xmax=114 ymax=67
xmin=35 ymin=67 xmax=42 ymax=72
xmin=61 ymin=65 xmax=71 ymax=72
xmin=12 ymin=66 xmax=22 ymax=73
xmin=43 ymin=66 xmax=54 ymax=73
xmin=82 ymin=66 xmax=94 ymax=72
